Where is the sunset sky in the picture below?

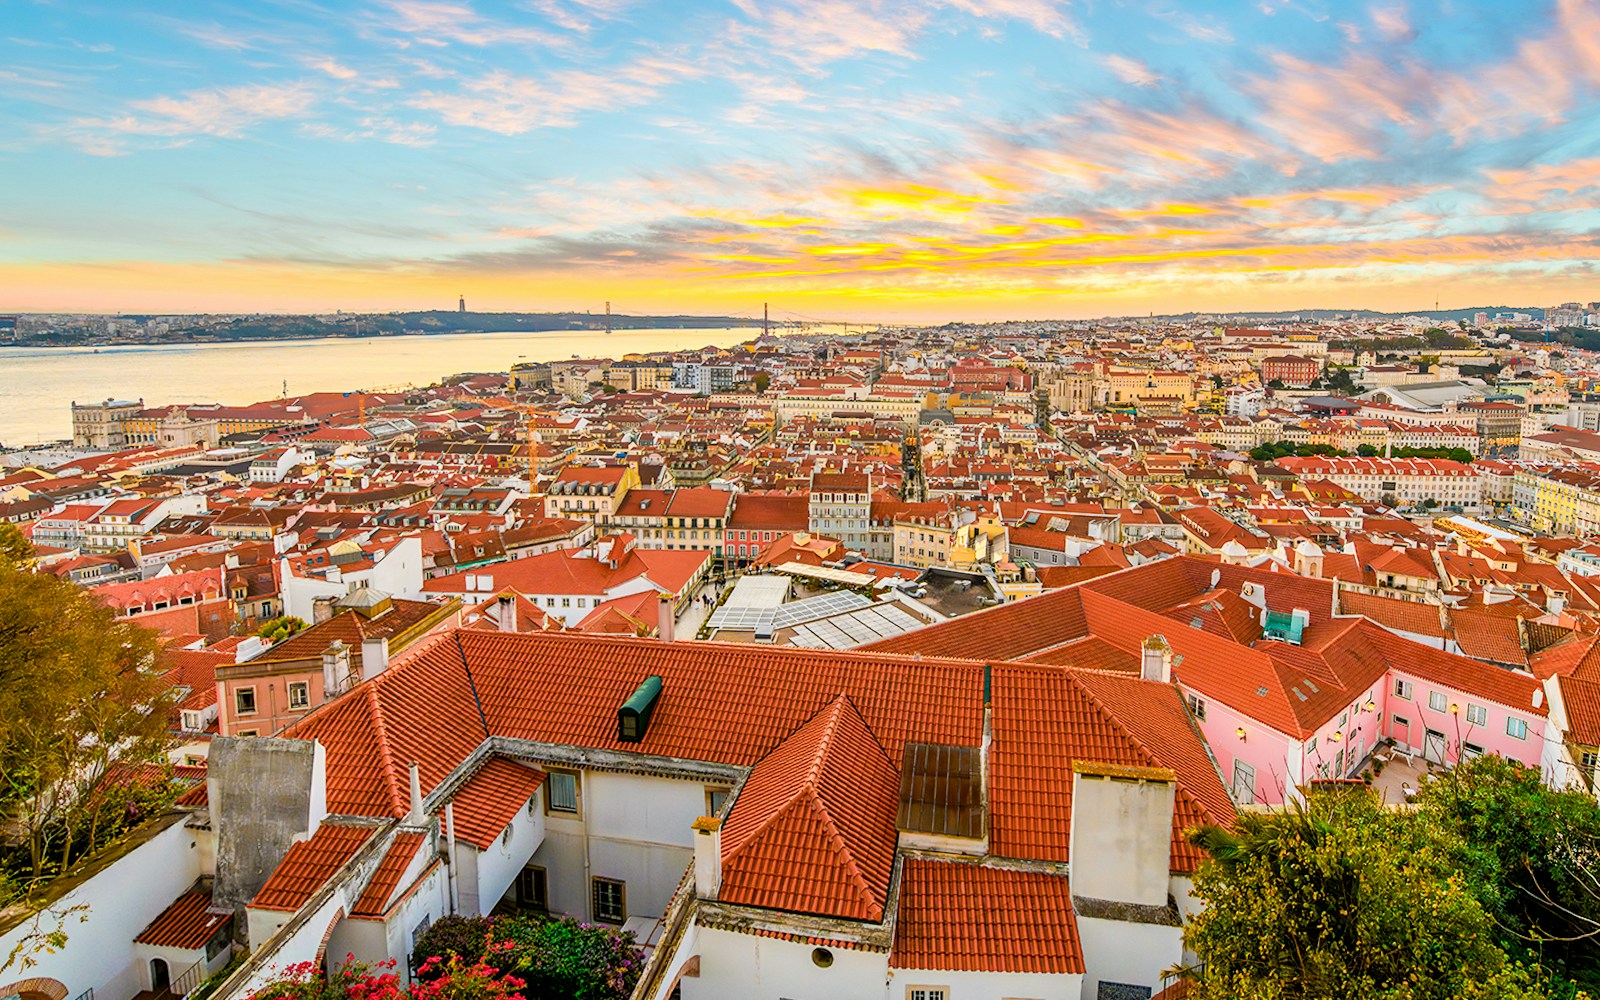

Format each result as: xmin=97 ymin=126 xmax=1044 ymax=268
xmin=2 ymin=0 xmax=1598 ymax=320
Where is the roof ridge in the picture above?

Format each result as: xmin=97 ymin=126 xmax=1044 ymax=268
xmin=806 ymin=783 xmax=885 ymax=919
xmin=362 ymin=683 xmax=408 ymax=817
xmin=1070 ymin=673 xmax=1214 ymax=821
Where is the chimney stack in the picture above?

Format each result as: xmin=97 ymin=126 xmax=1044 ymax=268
xmin=1140 ymin=634 xmax=1173 ymax=683
xmin=497 ymin=593 xmax=517 ymax=633
xmin=658 ymin=592 xmax=675 ymax=642
xmin=1068 ymin=762 xmax=1175 ymax=909
xmin=360 ymin=636 xmax=390 ymax=680
xmin=692 ymin=816 xmax=722 ymax=898
xmin=322 ymin=640 xmax=352 ymax=694
xmin=407 ymin=762 xmax=424 ymax=825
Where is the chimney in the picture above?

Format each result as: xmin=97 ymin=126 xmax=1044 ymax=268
xmin=407 ymin=762 xmax=424 ymax=824
xmin=322 ymin=640 xmax=352 ymax=694
xmin=1548 ymin=593 xmax=1567 ymax=617
xmin=312 ymin=595 xmax=336 ymax=624
xmin=1141 ymin=634 xmax=1173 ymax=683
xmin=692 ymin=816 xmax=722 ymax=898
xmin=497 ymin=593 xmax=517 ymax=632
xmin=657 ymin=593 xmax=675 ymax=642
xmin=1068 ymin=762 xmax=1176 ymax=908
xmin=360 ymin=636 xmax=390 ymax=680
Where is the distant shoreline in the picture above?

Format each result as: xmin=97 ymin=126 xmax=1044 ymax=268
xmin=2 ymin=311 xmax=759 ymax=350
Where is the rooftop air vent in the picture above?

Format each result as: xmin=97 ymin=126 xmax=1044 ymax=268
xmin=618 ymin=675 xmax=664 ymax=743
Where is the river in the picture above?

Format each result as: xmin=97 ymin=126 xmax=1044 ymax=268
xmin=0 ymin=326 xmax=759 ymax=446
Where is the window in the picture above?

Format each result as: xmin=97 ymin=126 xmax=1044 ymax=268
xmin=546 ymin=770 xmax=580 ymax=815
xmin=707 ymin=787 xmax=730 ymax=816
xmin=1394 ymin=679 xmax=1412 ymax=699
xmin=1466 ymin=704 xmax=1487 ymax=726
xmin=907 ymin=989 xmax=948 ymax=1000
xmin=517 ymin=866 xmax=548 ymax=910
xmin=287 ymin=682 xmax=310 ymax=710
xmin=1463 ymin=742 xmax=1485 ymax=758
xmin=1428 ymin=691 xmax=1448 ymax=713
xmin=235 ymin=687 xmax=257 ymax=715
xmin=1581 ymin=750 xmax=1598 ymax=771
xmin=592 ymin=877 xmax=626 ymax=924
xmin=1507 ymin=717 xmax=1528 ymax=740
xmin=181 ymin=709 xmax=202 ymax=731
xmin=1232 ymin=760 xmax=1256 ymax=804
xmin=501 ymin=822 xmax=515 ymax=848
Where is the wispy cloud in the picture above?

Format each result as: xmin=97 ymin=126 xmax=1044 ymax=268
xmin=379 ymin=0 xmax=565 ymax=47
xmin=66 ymin=82 xmax=317 ymax=154
xmin=409 ymin=55 xmax=701 ymax=133
xmin=1101 ymin=54 xmax=1158 ymax=87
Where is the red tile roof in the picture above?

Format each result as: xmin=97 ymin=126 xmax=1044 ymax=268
xmin=284 ymin=631 xmax=984 ymax=817
xmin=350 ymin=832 xmax=427 ymax=918
xmin=447 ymin=759 xmax=547 ymax=850
xmin=1561 ymin=676 xmax=1600 ymax=746
xmin=133 ymin=890 xmax=231 ymax=949
xmin=251 ymin=824 xmax=376 ymax=911
xmin=989 ymin=664 xmax=1233 ymax=874
xmin=890 ymin=859 xmax=1084 ymax=974
xmin=719 ymin=696 xmax=900 ymax=922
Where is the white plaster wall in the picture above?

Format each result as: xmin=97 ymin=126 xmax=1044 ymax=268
xmin=326 ymin=919 xmax=387 ymax=976
xmin=888 ymin=967 xmax=1083 ymax=1000
xmin=235 ymin=895 xmax=346 ymax=993
xmin=682 ymin=927 xmax=888 ymax=1000
xmin=1075 ymin=915 xmax=1182 ymax=1000
xmin=465 ymin=801 xmax=546 ymax=916
xmin=0 ymin=817 xmax=202 ymax=1000
xmin=530 ymin=826 xmax=587 ymax=918
xmin=1068 ymin=774 xmax=1174 ymax=907
xmin=389 ymin=864 xmax=450 ymax=975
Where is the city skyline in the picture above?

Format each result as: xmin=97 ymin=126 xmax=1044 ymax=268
xmin=2 ymin=0 xmax=1599 ymax=319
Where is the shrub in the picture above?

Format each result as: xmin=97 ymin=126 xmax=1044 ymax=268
xmin=413 ymin=915 xmax=497 ymax=967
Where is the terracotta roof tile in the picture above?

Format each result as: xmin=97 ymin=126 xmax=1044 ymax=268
xmin=1561 ymin=677 xmax=1600 ymax=746
xmin=351 ymin=832 xmax=427 ymax=918
xmin=719 ymin=696 xmax=900 ymax=922
xmin=251 ymin=824 xmax=376 ymax=911
xmin=133 ymin=890 xmax=231 ymax=949
xmin=989 ymin=664 xmax=1233 ymax=874
xmin=890 ymin=859 xmax=1084 ymax=974
xmin=448 ymin=759 xmax=547 ymax=850
xmin=285 ymin=631 xmax=983 ymax=817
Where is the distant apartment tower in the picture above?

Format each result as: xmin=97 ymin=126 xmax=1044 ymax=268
xmin=458 ymin=294 xmax=467 ymax=313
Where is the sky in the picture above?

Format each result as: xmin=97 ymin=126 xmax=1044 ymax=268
xmin=1 ymin=0 xmax=1599 ymax=322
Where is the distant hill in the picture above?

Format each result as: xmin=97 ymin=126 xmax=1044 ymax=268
xmin=1131 ymin=306 xmax=1548 ymax=323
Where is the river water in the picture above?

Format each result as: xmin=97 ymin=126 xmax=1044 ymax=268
xmin=0 ymin=326 xmax=758 ymax=446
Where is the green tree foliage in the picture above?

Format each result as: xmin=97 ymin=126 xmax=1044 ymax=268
xmin=1185 ymin=788 xmax=1514 ymax=1000
xmin=1185 ymin=760 xmax=1600 ymax=1000
xmin=1416 ymin=757 xmax=1600 ymax=991
xmin=257 ymin=615 xmax=308 ymax=642
xmin=415 ymin=913 xmax=643 ymax=1000
xmin=0 ymin=552 xmax=179 ymax=892
xmin=0 ymin=523 xmax=33 ymax=570
xmin=1249 ymin=441 xmax=1348 ymax=461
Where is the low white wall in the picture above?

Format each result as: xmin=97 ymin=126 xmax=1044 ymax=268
xmin=682 ymin=928 xmax=887 ymax=1000
xmin=1075 ymin=914 xmax=1182 ymax=1000
xmin=0 ymin=815 xmax=203 ymax=1000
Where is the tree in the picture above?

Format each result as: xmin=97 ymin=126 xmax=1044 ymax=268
xmin=0 ymin=523 xmax=32 ymax=570
xmin=1184 ymin=787 xmax=1539 ymax=1000
xmin=1357 ymin=444 xmax=1380 ymax=457
xmin=752 ymin=371 xmax=771 ymax=394
xmin=0 ymin=560 xmax=177 ymax=888
xmin=257 ymin=615 xmax=308 ymax=642
xmin=1415 ymin=756 xmax=1600 ymax=991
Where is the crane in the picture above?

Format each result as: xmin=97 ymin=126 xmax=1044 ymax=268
xmin=452 ymin=393 xmax=554 ymax=493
